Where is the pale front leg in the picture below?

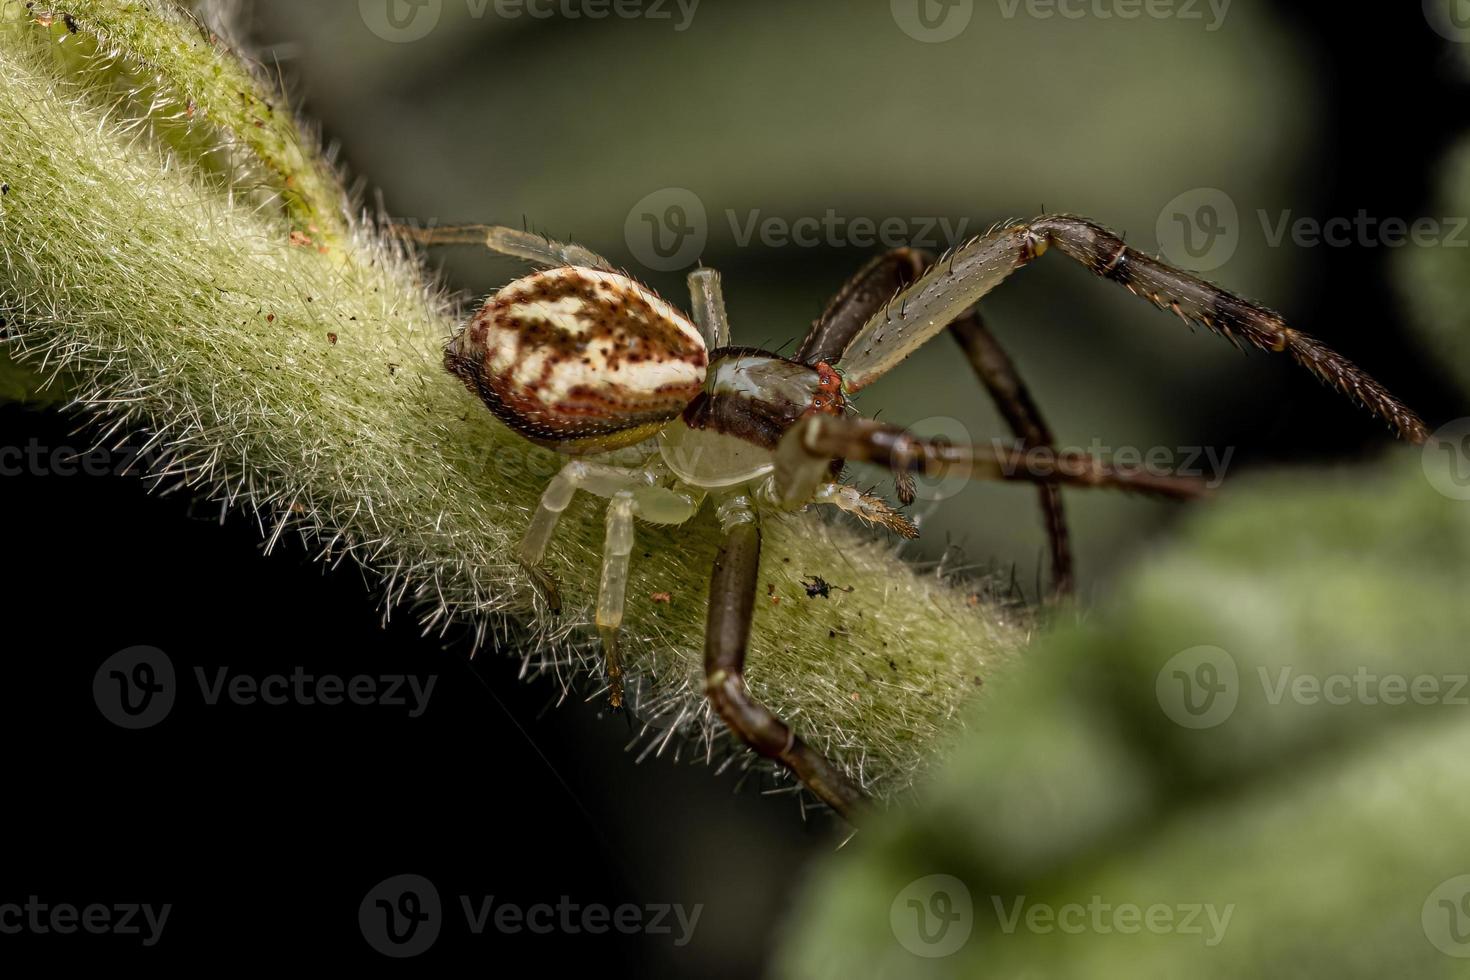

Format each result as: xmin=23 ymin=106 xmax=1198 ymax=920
xmin=597 ymin=492 xmax=637 ymax=707
xmin=522 ymin=460 xmax=703 ymax=705
xmin=519 ymin=460 xmax=657 ymax=612
xmin=594 ymin=483 xmax=701 ymax=707
xmin=396 ymin=222 xmax=615 ymax=271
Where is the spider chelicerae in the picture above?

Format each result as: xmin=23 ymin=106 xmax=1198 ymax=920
xmin=404 ymin=216 xmax=1429 ymax=821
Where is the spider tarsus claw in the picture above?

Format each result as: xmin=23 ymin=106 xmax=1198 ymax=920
xmin=518 ymin=558 xmax=563 ymax=614
xmin=598 ymin=626 xmax=624 ymax=708
xmin=894 ymin=470 xmax=917 ymax=506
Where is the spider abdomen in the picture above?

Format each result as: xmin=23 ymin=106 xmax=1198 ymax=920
xmin=445 ymin=267 xmax=709 ymax=454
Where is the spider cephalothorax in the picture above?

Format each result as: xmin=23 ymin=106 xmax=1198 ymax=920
xmin=412 ymin=218 xmax=1430 ymax=822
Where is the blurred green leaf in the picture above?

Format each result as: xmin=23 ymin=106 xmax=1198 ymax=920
xmin=1397 ymin=135 xmax=1470 ymax=398
xmin=778 ymin=449 xmax=1470 ymax=978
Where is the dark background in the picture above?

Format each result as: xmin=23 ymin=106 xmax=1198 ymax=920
xmin=2 ymin=1 xmax=1465 ymax=973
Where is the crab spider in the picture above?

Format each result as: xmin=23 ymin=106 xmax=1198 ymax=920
xmin=409 ymin=217 xmax=1429 ymax=821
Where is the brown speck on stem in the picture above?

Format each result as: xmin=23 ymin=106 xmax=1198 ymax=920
xmin=650 ymin=591 xmax=672 ymax=604
xmin=803 ymin=575 xmax=854 ymax=599
xmin=326 ymin=332 xmax=337 ymax=345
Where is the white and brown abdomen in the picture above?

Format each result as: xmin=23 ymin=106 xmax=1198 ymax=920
xmin=445 ymin=267 xmax=709 ymax=454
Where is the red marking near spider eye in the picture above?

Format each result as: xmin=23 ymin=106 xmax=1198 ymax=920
xmin=808 ymin=361 xmax=846 ymax=417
